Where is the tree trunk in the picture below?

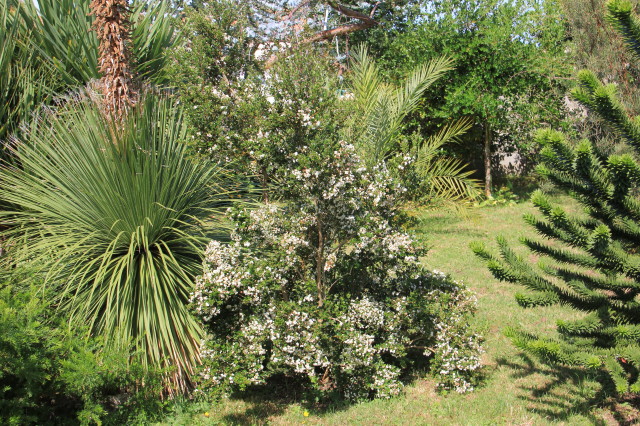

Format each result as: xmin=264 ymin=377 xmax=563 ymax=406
xmin=484 ymin=122 xmax=492 ymax=198
xmin=316 ymin=218 xmax=325 ymax=307
xmin=90 ymin=0 xmax=137 ymax=117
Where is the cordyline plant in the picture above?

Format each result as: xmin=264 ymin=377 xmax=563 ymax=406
xmin=90 ymin=0 xmax=138 ymax=117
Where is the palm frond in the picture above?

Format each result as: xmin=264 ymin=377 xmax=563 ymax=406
xmin=349 ymin=44 xmax=455 ymax=165
xmin=417 ymin=117 xmax=473 ymax=158
xmin=347 ymin=46 xmax=478 ymax=209
xmin=419 ymin=156 xmax=481 ymax=202
xmin=393 ymin=56 xmax=455 ymax=121
xmin=416 ymin=118 xmax=480 ymax=205
xmin=349 ymin=45 xmax=385 ymax=116
xmin=131 ymin=0 xmax=182 ymax=85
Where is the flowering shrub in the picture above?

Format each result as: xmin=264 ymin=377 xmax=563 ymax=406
xmin=167 ymin=2 xmax=345 ymax=197
xmin=190 ymin=143 xmax=483 ymax=400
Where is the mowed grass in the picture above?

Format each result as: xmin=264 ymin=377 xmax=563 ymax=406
xmin=166 ymin=197 xmax=627 ymax=425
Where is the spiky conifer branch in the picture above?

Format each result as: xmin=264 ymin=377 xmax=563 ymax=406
xmin=472 ymin=1 xmax=640 ymax=392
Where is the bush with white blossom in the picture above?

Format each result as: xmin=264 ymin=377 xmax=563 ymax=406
xmin=190 ymin=142 xmax=483 ymax=400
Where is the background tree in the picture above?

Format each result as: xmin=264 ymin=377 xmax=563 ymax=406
xmin=367 ymin=0 xmax=570 ymax=197
xmin=560 ymin=0 xmax=640 ymax=154
xmin=473 ymin=0 xmax=640 ymax=396
xmin=229 ymin=0 xmax=420 ymax=67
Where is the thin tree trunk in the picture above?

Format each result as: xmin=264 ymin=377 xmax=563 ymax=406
xmin=316 ymin=218 xmax=325 ymax=307
xmin=262 ymin=166 xmax=269 ymax=202
xmin=484 ymin=122 xmax=492 ymax=198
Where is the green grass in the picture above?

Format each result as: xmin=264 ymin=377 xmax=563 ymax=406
xmin=163 ymin=198 xmax=630 ymax=425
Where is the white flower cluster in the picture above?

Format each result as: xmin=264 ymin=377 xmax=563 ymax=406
xmin=254 ymin=41 xmax=290 ymax=61
xmin=190 ymin=241 xmax=250 ymax=321
xmin=433 ymin=320 xmax=484 ymax=393
xmin=276 ymin=310 xmax=330 ymax=375
xmin=371 ymin=364 xmax=403 ymax=399
xmin=426 ymin=274 xmax=484 ymax=393
xmin=191 ymin=142 xmax=483 ymax=401
xmin=346 ymin=296 xmax=386 ymax=330
xmin=297 ymin=108 xmax=321 ymax=128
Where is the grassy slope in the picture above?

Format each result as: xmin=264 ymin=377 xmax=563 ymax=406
xmin=168 ymin=199 xmax=621 ymax=425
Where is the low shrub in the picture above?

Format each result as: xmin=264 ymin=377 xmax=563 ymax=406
xmin=0 ymin=269 xmax=166 ymax=425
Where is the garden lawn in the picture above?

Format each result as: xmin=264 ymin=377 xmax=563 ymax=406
xmin=166 ymin=197 xmax=630 ymax=425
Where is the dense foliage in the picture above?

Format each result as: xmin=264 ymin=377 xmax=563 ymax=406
xmin=8 ymin=0 xmax=604 ymax=418
xmin=473 ymin=0 xmax=640 ymax=396
xmin=367 ymin=0 xmax=570 ymax=196
xmin=0 ymin=269 xmax=166 ymax=425
xmin=167 ymin=5 xmax=486 ymax=397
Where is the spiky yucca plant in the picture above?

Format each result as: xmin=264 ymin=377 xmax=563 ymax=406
xmin=0 ymin=93 xmax=232 ymax=389
xmin=472 ymin=0 xmax=640 ymax=396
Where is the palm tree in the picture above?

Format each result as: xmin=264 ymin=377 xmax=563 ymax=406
xmin=347 ymin=46 xmax=480 ymax=207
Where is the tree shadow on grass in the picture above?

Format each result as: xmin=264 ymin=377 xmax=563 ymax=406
xmin=418 ymin=214 xmax=487 ymax=239
xmin=219 ymin=374 xmax=354 ymax=425
xmin=496 ymin=353 xmax=640 ymax=425
xmin=218 ymin=365 xmax=442 ymax=425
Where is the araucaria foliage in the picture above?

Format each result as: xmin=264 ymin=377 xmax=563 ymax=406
xmin=191 ymin=142 xmax=483 ymax=400
xmin=472 ymin=0 xmax=640 ymax=396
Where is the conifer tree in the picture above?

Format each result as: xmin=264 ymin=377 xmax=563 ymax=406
xmin=472 ymin=0 xmax=640 ymax=395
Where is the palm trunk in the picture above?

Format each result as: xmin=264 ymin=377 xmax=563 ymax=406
xmin=90 ymin=0 xmax=137 ymax=117
xmin=484 ymin=122 xmax=492 ymax=198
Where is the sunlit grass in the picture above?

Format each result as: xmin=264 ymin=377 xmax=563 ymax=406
xmin=163 ymin=197 xmax=626 ymax=424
